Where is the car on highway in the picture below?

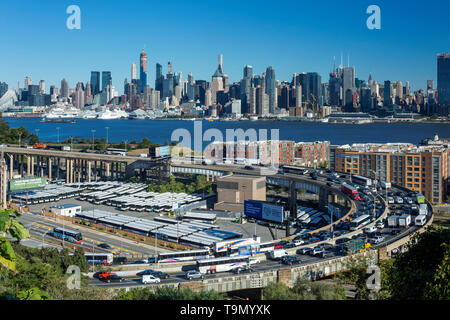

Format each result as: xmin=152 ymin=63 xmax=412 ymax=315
xmin=151 ymin=271 xmax=170 ymax=279
xmin=93 ymin=271 xmax=116 ymax=279
xmin=142 ymin=274 xmax=161 ymax=284
xmin=275 ymin=240 xmax=289 ymax=247
xmin=327 ymin=182 xmax=334 ymax=187
xmin=131 ymin=259 xmax=148 ymax=264
xmin=368 ymin=235 xmax=385 ymax=244
xmin=113 ymin=256 xmax=128 ymax=265
xmin=293 ymin=239 xmax=305 ymax=246
xmin=376 ymin=221 xmax=385 ymax=229
xmin=232 ymin=266 xmax=254 ymax=274
xmin=283 ymin=243 xmax=296 ymax=249
xmin=147 ymin=257 xmax=157 ymax=264
xmin=320 ymin=250 xmax=333 ymax=258
xmin=136 ymin=269 xmax=155 ymax=276
xmin=391 ymin=228 xmax=401 ymax=235
xmin=98 ymin=243 xmax=112 ymax=249
xmin=185 ymin=270 xmax=205 ymax=280
xmin=297 ymin=247 xmax=313 ymax=255
xmin=335 ymin=237 xmax=351 ymax=244
xmin=317 ymin=243 xmax=333 ymax=250
xmin=308 ymin=237 xmax=321 ymax=244
xmin=101 ymin=274 xmax=125 ymax=283
xmin=311 ymin=247 xmax=325 ymax=256
xmin=281 ymin=256 xmax=302 ymax=265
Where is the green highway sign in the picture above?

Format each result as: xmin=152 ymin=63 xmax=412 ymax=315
xmin=9 ymin=177 xmax=46 ymax=192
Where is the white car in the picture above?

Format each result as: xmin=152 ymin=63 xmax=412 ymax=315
xmin=388 ymin=197 xmax=395 ymax=204
xmin=369 ymin=236 xmax=385 ymax=244
xmin=293 ymin=239 xmax=305 ymax=246
xmin=396 ymin=197 xmax=404 ymax=204
xmin=142 ymin=274 xmax=161 ymax=284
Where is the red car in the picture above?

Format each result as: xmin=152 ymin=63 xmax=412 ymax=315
xmin=93 ymin=271 xmax=116 ymax=279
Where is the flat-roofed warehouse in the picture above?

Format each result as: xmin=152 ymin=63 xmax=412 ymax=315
xmin=214 ymin=174 xmax=266 ymax=213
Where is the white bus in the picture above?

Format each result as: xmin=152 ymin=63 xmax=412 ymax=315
xmin=85 ymin=253 xmax=114 ymax=265
xmin=352 ymin=175 xmax=372 ymax=187
xmin=349 ymin=214 xmax=371 ymax=231
xmin=196 ymin=256 xmax=259 ymax=274
xmin=214 ymin=237 xmax=260 ymax=255
xmin=157 ymin=249 xmax=212 ymax=262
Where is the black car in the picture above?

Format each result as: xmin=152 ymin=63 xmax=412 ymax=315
xmin=275 ymin=240 xmax=289 ymax=247
xmin=232 ymin=266 xmax=254 ymax=274
xmin=335 ymin=237 xmax=351 ymax=244
xmin=391 ymin=228 xmax=401 ymax=235
xmin=151 ymin=271 xmax=170 ymax=279
xmin=282 ymin=256 xmax=301 ymax=265
xmin=113 ymin=256 xmax=128 ymax=265
xmin=283 ymin=243 xmax=296 ymax=249
xmin=98 ymin=243 xmax=111 ymax=249
xmin=136 ymin=269 xmax=155 ymax=277
xmin=102 ymin=275 xmax=124 ymax=283
xmin=327 ymin=182 xmax=334 ymax=187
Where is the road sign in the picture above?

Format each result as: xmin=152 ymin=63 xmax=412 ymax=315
xmin=9 ymin=177 xmax=46 ymax=193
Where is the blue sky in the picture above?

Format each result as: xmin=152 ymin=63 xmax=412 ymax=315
xmin=0 ymin=0 xmax=449 ymax=93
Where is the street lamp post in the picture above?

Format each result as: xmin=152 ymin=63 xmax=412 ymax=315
xmin=56 ymin=127 xmax=60 ymax=144
xmin=91 ymin=130 xmax=96 ymax=151
xmin=105 ymin=127 xmax=110 ymax=146
xmin=18 ymin=132 xmax=22 ymax=148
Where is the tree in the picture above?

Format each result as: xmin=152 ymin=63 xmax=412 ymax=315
xmin=0 ymin=209 xmax=29 ymax=271
xmin=334 ymin=255 xmax=371 ymax=300
xmin=263 ymin=278 xmax=346 ymax=300
xmin=382 ymin=226 xmax=450 ymax=300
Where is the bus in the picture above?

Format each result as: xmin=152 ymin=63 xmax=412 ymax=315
xmin=52 ymin=227 xmax=83 ymax=244
xmin=106 ymin=148 xmax=127 ymax=156
xmin=182 ymin=212 xmax=216 ymax=224
xmin=196 ymin=256 xmax=259 ymax=274
xmin=85 ymin=253 xmax=114 ymax=265
xmin=349 ymin=214 xmax=371 ymax=231
xmin=281 ymin=165 xmax=308 ymax=175
xmin=341 ymin=183 xmax=361 ymax=201
xmin=351 ymin=175 xmax=372 ymax=187
xmin=157 ymin=249 xmax=212 ymax=262
xmin=214 ymin=237 xmax=261 ymax=256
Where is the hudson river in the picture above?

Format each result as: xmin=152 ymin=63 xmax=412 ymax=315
xmin=4 ymin=118 xmax=450 ymax=147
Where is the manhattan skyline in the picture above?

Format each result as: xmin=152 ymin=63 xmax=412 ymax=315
xmin=1 ymin=0 xmax=449 ymax=92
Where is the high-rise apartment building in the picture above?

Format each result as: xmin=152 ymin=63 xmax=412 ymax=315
xmin=140 ymin=51 xmax=148 ymax=93
xmin=265 ymin=66 xmax=276 ymax=114
xmin=60 ymin=78 xmax=69 ymax=98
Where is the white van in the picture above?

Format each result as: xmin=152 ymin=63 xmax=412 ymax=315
xmin=269 ymin=249 xmax=288 ymax=260
xmin=414 ymin=215 xmax=427 ymax=226
xmin=363 ymin=226 xmax=378 ymax=234
xmin=142 ymin=274 xmax=161 ymax=284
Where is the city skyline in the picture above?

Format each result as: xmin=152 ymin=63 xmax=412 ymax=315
xmin=1 ymin=0 xmax=449 ymax=92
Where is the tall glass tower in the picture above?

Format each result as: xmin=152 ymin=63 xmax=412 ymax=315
xmin=90 ymin=71 xmax=100 ymax=95
xmin=265 ymin=66 xmax=276 ymax=114
xmin=101 ymin=71 xmax=112 ymax=91
xmin=438 ymin=53 xmax=450 ymax=104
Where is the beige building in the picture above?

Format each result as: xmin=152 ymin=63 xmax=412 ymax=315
xmin=214 ymin=175 xmax=266 ymax=212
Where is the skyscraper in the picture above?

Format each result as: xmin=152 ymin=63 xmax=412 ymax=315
xmin=39 ymin=80 xmax=46 ymax=94
xmin=90 ymin=71 xmax=100 ymax=95
xmin=438 ymin=53 xmax=450 ymax=105
xmin=101 ymin=71 xmax=112 ymax=91
xmin=140 ymin=51 xmax=148 ymax=93
xmin=218 ymin=54 xmax=223 ymax=74
xmin=240 ymin=65 xmax=253 ymax=113
xmin=265 ymin=66 xmax=276 ymax=114
xmin=155 ymin=63 xmax=163 ymax=92
xmin=60 ymin=78 xmax=69 ymax=98
xmin=0 ymin=82 xmax=8 ymax=98
xmin=24 ymin=76 xmax=32 ymax=88
xmin=131 ymin=63 xmax=137 ymax=80
xmin=342 ymin=67 xmax=355 ymax=106
xmin=74 ymin=82 xmax=85 ymax=109
xmin=384 ymin=80 xmax=392 ymax=106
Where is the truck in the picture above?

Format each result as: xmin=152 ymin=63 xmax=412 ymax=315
xmin=387 ymin=215 xmax=399 ymax=228
xmin=398 ymin=214 xmax=411 ymax=227
xmin=414 ymin=215 xmax=427 ymax=226
xmin=341 ymin=183 xmax=361 ymax=201
xmin=269 ymin=249 xmax=288 ymax=261
xmin=419 ymin=204 xmax=428 ymax=216
xmin=416 ymin=194 xmax=425 ymax=204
